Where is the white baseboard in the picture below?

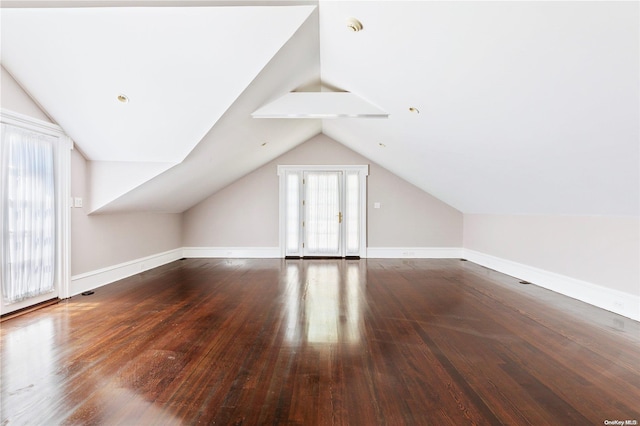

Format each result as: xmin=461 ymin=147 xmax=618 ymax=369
xmin=366 ymin=247 xmax=463 ymax=259
xmin=463 ymin=249 xmax=640 ymax=322
xmin=69 ymin=246 xmax=638 ymax=322
xmin=184 ymin=246 xmax=464 ymax=259
xmin=70 ymin=248 xmax=183 ymax=296
xmin=71 ymin=245 xmax=445 ymax=296
xmin=182 ymin=246 xmax=281 ymax=258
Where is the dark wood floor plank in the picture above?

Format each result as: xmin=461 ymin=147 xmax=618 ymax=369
xmin=2 ymin=258 xmax=639 ymax=425
xmin=448 ymin=269 xmax=640 ymax=417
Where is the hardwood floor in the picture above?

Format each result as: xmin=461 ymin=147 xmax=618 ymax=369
xmin=1 ymin=258 xmax=639 ymax=425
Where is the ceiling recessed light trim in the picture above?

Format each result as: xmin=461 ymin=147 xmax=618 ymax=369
xmin=347 ymin=18 xmax=363 ymax=32
xmin=117 ymin=94 xmax=129 ymax=104
xmin=409 ymin=107 xmax=420 ymax=114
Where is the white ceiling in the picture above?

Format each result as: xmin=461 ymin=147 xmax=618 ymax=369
xmin=2 ymin=5 xmax=316 ymax=162
xmin=1 ymin=1 xmax=638 ymax=215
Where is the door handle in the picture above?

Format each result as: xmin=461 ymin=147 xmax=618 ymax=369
xmin=338 ymin=212 xmax=343 ymax=223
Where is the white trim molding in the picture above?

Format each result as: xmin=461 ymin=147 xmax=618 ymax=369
xmin=464 ymin=249 xmax=640 ymax=321
xmin=68 ymin=246 xmax=639 ymax=322
xmin=0 ymin=108 xmax=67 ymax=135
xmin=367 ymin=247 xmax=464 ymax=259
xmin=70 ymin=248 xmax=183 ymax=296
xmin=182 ymin=247 xmax=281 ymax=258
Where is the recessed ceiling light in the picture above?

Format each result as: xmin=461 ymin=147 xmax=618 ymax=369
xmin=409 ymin=107 xmax=420 ymax=114
xmin=378 ymin=142 xmax=386 ymax=148
xmin=261 ymin=142 xmax=268 ymax=147
xmin=117 ymin=94 xmax=129 ymax=104
xmin=346 ymin=18 xmax=363 ymax=32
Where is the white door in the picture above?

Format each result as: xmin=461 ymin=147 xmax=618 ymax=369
xmin=303 ymin=171 xmax=342 ymax=257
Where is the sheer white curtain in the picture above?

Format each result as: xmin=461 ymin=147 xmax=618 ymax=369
xmin=305 ymin=171 xmax=341 ymax=255
xmin=1 ymin=123 xmax=56 ymax=304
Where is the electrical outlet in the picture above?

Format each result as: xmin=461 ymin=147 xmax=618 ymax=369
xmin=74 ymin=197 xmax=83 ymax=208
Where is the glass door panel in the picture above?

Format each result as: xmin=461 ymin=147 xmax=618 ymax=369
xmin=303 ymin=171 xmax=342 ymax=257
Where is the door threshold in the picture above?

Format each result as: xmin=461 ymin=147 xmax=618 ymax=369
xmin=284 ymin=256 xmax=361 ymax=260
xmin=1 ymin=298 xmax=60 ymax=322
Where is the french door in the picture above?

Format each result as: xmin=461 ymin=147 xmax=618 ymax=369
xmin=0 ymin=111 xmax=71 ymax=316
xmin=278 ymin=165 xmax=368 ymax=258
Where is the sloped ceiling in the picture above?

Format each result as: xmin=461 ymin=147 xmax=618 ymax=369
xmin=319 ymin=1 xmax=639 ymax=216
xmin=1 ymin=2 xmax=321 ymax=212
xmin=1 ymin=1 xmax=638 ymax=216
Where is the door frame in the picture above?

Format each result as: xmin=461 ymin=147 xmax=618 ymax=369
xmin=277 ymin=165 xmax=368 ymax=258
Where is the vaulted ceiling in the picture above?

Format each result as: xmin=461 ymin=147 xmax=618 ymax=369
xmin=2 ymin=1 xmax=638 ymax=216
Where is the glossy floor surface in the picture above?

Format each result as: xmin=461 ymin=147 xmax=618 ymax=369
xmin=1 ymin=258 xmax=639 ymax=425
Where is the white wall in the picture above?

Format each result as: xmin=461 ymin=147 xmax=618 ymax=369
xmin=2 ymin=65 xmax=184 ymax=278
xmin=464 ymin=214 xmax=639 ymax=296
xmin=183 ymin=134 xmax=463 ymax=249
xmin=463 ymin=214 xmax=640 ymax=320
xmin=70 ymin=149 xmax=182 ymax=275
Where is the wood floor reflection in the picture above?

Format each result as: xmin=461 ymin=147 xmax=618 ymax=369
xmin=2 ymin=258 xmax=639 ymax=425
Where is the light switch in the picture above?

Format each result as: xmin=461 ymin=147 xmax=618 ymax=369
xmin=374 ymin=202 xmax=381 ymax=209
